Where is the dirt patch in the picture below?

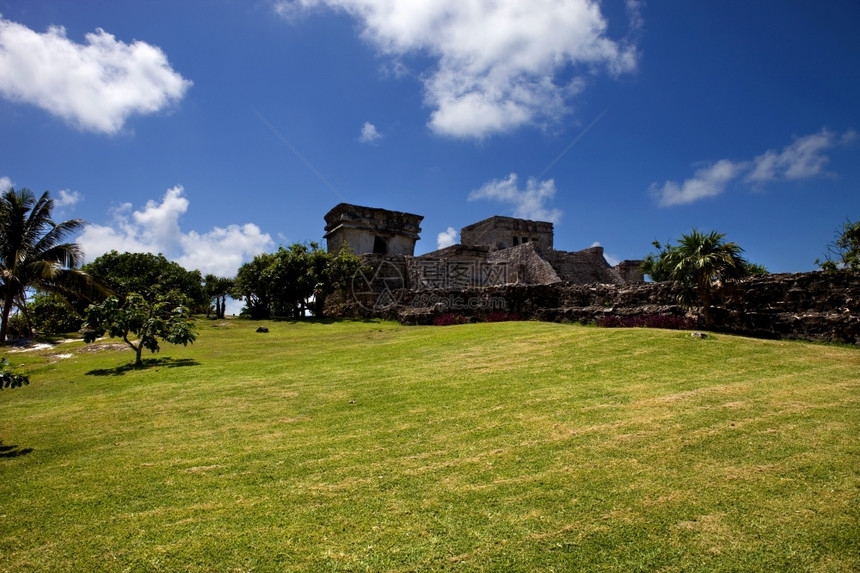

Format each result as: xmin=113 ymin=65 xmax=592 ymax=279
xmin=7 ymin=343 xmax=52 ymax=353
xmin=5 ymin=338 xmax=80 ymax=353
xmin=45 ymin=353 xmax=75 ymax=362
xmin=77 ymin=342 xmax=128 ymax=354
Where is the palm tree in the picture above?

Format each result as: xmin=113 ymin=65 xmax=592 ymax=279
xmin=666 ymin=229 xmax=749 ymax=328
xmin=0 ymin=188 xmax=94 ymax=342
xmin=203 ymin=274 xmax=234 ymax=319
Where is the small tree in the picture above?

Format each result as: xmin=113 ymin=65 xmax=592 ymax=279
xmin=817 ymin=219 xmax=860 ymax=272
xmin=204 ymin=275 xmax=234 ymax=319
xmin=669 ymin=230 xmax=750 ymax=327
xmin=0 ymin=188 xmax=98 ymax=342
xmin=263 ymin=244 xmax=313 ymax=318
xmin=644 ymin=229 xmax=753 ymax=327
xmin=641 ymin=240 xmax=674 ymax=282
xmin=231 ymin=243 xmax=361 ymax=319
xmin=231 ymin=252 xmax=277 ymax=319
xmin=83 ymin=293 xmax=197 ymax=367
xmin=0 ymin=357 xmax=28 ymax=390
xmin=27 ymin=293 xmax=84 ymax=335
xmin=82 ymin=251 xmax=207 ymax=311
xmin=643 ymin=238 xmax=767 ymax=283
xmin=308 ymin=244 xmax=361 ymax=317
xmin=743 ymin=262 xmax=769 ymax=276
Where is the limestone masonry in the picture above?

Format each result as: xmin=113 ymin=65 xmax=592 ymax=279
xmin=324 ymin=203 xmax=423 ymax=257
xmin=323 ymin=203 xmax=644 ymax=287
xmin=322 ymin=203 xmax=860 ymax=345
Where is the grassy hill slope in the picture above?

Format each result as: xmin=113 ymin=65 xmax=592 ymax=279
xmin=1 ymin=319 xmax=858 ymax=571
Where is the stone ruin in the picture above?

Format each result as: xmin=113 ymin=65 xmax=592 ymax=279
xmin=324 ymin=203 xmax=423 ymax=257
xmin=323 ymin=203 xmax=644 ymax=289
xmin=322 ymin=204 xmax=860 ymax=345
xmin=460 ymin=216 xmax=554 ymax=252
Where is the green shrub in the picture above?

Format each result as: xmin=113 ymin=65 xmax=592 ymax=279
xmin=0 ymin=357 xmax=28 ymax=389
xmin=28 ymin=294 xmax=84 ymax=335
xmin=5 ymin=313 xmax=29 ymax=339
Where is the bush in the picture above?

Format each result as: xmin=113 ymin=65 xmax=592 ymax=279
xmin=817 ymin=219 xmax=860 ymax=271
xmin=0 ymin=357 xmax=29 ymax=390
xmin=432 ymin=311 xmax=523 ymax=326
xmin=485 ymin=311 xmax=524 ymax=323
xmin=595 ymin=314 xmax=700 ymax=330
xmin=5 ymin=313 xmax=29 ymax=339
xmin=28 ymin=294 xmax=84 ymax=335
xmin=84 ymin=293 xmax=197 ymax=367
xmin=433 ymin=313 xmax=468 ymax=326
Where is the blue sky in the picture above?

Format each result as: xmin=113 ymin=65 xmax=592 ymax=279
xmin=1 ymin=0 xmax=858 ymax=278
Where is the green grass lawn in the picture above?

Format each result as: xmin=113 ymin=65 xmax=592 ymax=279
xmin=1 ymin=319 xmax=858 ymax=572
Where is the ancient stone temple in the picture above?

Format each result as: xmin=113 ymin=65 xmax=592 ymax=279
xmin=323 ymin=203 xmax=644 ymax=286
xmin=324 ymin=203 xmax=423 ymax=256
xmin=322 ymin=205 xmax=860 ymax=346
xmin=460 ymin=216 xmax=554 ymax=252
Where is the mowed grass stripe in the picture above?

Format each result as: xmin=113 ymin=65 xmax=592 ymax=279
xmin=0 ymin=319 xmax=857 ymax=572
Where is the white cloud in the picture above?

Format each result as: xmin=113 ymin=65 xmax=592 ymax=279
xmin=469 ymin=173 xmax=562 ymax=223
xmin=745 ymin=128 xmax=855 ymax=185
xmin=590 ymin=241 xmax=620 ymax=266
xmin=359 ymin=121 xmax=382 ymax=143
xmin=0 ymin=176 xmax=12 ymax=191
xmin=0 ymin=16 xmax=192 ymax=134
xmin=652 ymin=128 xmax=856 ymax=207
xmin=605 ymin=252 xmax=621 ymax=267
xmin=55 ymin=189 xmax=82 ymax=208
xmin=625 ymin=0 xmax=645 ymax=33
xmin=78 ymin=186 xmax=274 ymax=277
xmin=436 ymin=226 xmax=458 ymax=249
xmin=651 ymin=159 xmax=747 ymax=207
xmin=177 ymin=225 xmax=275 ymax=278
xmin=274 ymin=0 xmax=639 ymax=139
xmin=129 ymin=185 xmax=189 ymax=252
xmin=224 ymin=297 xmax=245 ymax=317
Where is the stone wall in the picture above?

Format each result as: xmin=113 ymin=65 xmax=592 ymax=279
xmin=410 ymin=243 xmax=642 ymax=288
xmin=460 ymin=216 xmax=554 ymax=252
xmin=327 ymin=270 xmax=860 ymax=345
xmin=708 ymin=271 xmax=860 ymax=343
xmin=547 ymin=246 xmax=622 ymax=284
xmin=324 ymin=203 xmax=423 ymax=256
xmin=407 ymin=249 xmax=508 ymax=290
xmin=486 ymin=242 xmax=560 ymax=284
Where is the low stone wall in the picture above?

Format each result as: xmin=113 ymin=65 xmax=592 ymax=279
xmin=395 ymin=282 xmax=686 ymax=326
xmin=325 ymin=271 xmax=860 ymax=345
xmin=708 ymin=271 xmax=860 ymax=343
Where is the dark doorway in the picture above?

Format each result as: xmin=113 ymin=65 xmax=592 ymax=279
xmin=373 ymin=236 xmax=387 ymax=254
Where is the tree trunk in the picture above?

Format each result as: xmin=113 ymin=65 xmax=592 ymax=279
xmin=123 ymin=334 xmax=144 ymax=367
xmin=16 ymin=294 xmax=33 ymax=338
xmin=314 ymin=294 xmax=326 ymax=318
xmin=0 ymin=288 xmax=16 ymax=343
xmin=700 ymin=281 xmax=713 ymax=329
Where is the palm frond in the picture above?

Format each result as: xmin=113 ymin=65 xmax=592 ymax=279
xmin=0 ymin=188 xmax=92 ymax=342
